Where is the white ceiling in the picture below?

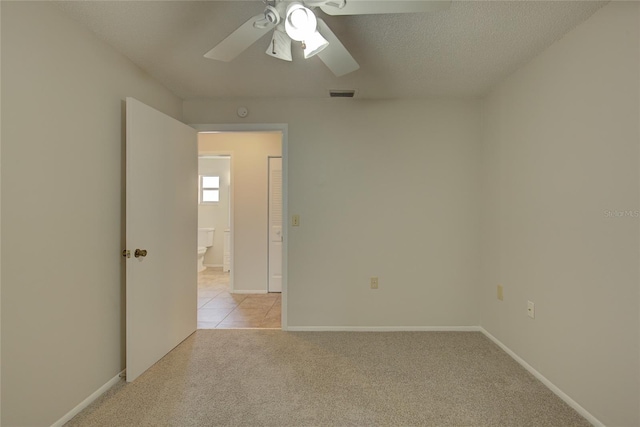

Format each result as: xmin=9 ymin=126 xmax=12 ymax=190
xmin=55 ymin=1 xmax=607 ymax=99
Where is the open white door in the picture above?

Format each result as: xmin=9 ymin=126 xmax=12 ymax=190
xmin=268 ymin=157 xmax=283 ymax=292
xmin=125 ymin=98 xmax=198 ymax=382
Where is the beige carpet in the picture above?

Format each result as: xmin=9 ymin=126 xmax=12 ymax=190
xmin=66 ymin=331 xmax=589 ymax=426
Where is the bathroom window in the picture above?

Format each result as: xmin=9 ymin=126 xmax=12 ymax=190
xmin=200 ymin=175 xmax=220 ymax=203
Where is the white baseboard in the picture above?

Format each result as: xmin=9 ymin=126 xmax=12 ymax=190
xmin=479 ymin=328 xmax=604 ymax=427
xmin=51 ymin=370 xmax=124 ymax=427
xmin=204 ymin=263 xmax=222 ymax=268
xmin=231 ymin=290 xmax=268 ymax=294
xmin=286 ymin=326 xmax=481 ymax=332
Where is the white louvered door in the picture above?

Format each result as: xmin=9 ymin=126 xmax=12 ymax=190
xmin=268 ymin=157 xmax=283 ymax=292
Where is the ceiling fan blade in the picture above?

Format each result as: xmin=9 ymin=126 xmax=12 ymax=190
xmin=316 ymin=19 xmax=359 ymax=77
xmin=320 ymin=0 xmax=451 ymax=15
xmin=204 ymin=14 xmax=274 ymax=62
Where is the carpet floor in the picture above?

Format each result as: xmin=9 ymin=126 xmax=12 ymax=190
xmin=66 ymin=330 xmax=589 ymax=426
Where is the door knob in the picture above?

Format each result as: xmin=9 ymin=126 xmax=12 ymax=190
xmin=134 ymin=249 xmax=148 ymax=258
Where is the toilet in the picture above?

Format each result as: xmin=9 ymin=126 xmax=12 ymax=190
xmin=197 ymin=228 xmax=215 ymax=272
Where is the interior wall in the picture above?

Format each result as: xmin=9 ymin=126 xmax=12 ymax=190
xmin=186 ymin=99 xmax=482 ymax=327
xmin=480 ymin=2 xmax=639 ymax=426
xmin=198 ymin=157 xmax=230 ymax=266
xmin=0 ymin=3 xmax=3 ymax=423
xmin=1 ymin=2 xmax=183 ymax=426
xmin=199 ymin=133 xmax=282 ymax=292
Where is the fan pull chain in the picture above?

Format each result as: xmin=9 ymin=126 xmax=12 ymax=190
xmin=272 ymin=39 xmax=276 ymax=54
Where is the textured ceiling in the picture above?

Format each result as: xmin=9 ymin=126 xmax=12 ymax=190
xmin=55 ymin=1 xmax=607 ymax=99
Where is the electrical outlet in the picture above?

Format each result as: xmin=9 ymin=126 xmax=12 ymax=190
xmin=497 ymin=285 xmax=504 ymax=301
xmin=370 ymin=277 xmax=379 ymax=289
xmin=292 ymin=214 xmax=300 ymax=227
xmin=527 ymin=301 xmax=535 ymax=319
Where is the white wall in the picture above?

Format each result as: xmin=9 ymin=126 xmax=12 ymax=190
xmin=480 ymin=2 xmax=639 ymax=426
xmin=1 ymin=2 xmax=183 ymax=426
xmin=199 ymin=133 xmax=282 ymax=292
xmin=187 ymin=99 xmax=482 ymax=327
xmin=198 ymin=157 xmax=230 ymax=266
xmin=1 ymin=3 xmax=3 ymax=423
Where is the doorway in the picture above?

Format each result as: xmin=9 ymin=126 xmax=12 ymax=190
xmin=194 ymin=128 xmax=285 ymax=329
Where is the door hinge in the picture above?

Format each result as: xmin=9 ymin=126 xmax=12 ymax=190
xmin=122 ymin=249 xmax=131 ymax=259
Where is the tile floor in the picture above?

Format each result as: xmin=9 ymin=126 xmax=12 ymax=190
xmin=197 ymin=267 xmax=281 ymax=329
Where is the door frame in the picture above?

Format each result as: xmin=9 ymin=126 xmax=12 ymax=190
xmin=192 ymin=123 xmax=288 ymax=330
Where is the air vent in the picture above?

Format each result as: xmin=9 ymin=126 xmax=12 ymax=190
xmin=329 ymin=90 xmax=356 ymax=98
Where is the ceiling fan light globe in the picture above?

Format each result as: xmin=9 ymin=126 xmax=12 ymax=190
xmin=303 ymin=31 xmax=329 ymax=58
xmin=266 ymin=28 xmax=293 ymax=61
xmin=284 ymin=2 xmax=317 ymax=41
xmin=289 ymin=9 xmax=308 ymax=28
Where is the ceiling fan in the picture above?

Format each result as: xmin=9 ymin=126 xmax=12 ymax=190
xmin=204 ymin=0 xmax=451 ymax=77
